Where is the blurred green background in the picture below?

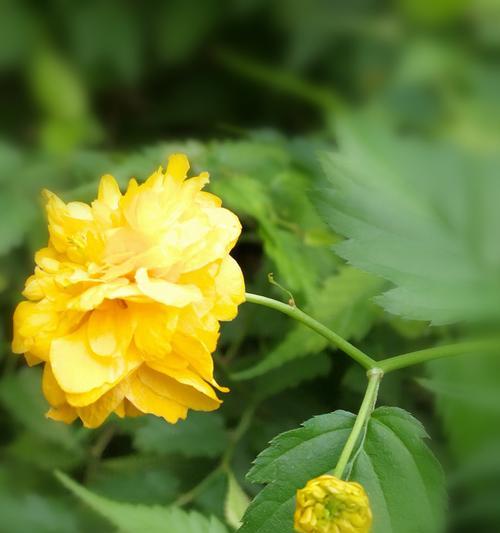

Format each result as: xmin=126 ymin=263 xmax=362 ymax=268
xmin=1 ymin=1 xmax=500 ymax=532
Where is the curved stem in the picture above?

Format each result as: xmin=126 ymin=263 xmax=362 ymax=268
xmin=378 ymin=338 xmax=500 ymax=373
xmin=333 ymin=368 xmax=383 ymax=479
xmin=244 ymin=292 xmax=377 ymax=370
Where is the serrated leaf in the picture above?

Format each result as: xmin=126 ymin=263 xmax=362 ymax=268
xmin=316 ymin=113 xmax=500 ymax=324
xmin=225 ymin=472 xmax=250 ymax=529
xmin=350 ymin=407 xmax=445 ymax=533
xmin=234 ymin=266 xmax=384 ymax=380
xmin=133 ymin=412 xmax=228 ymax=458
xmin=240 ymin=407 xmax=444 ymax=533
xmin=56 ymin=471 xmax=228 ymax=533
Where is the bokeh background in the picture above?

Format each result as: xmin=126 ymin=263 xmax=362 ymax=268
xmin=1 ymin=1 xmax=500 ymax=532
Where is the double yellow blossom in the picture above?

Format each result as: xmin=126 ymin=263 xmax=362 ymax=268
xmin=295 ymin=475 xmax=372 ymax=533
xmin=12 ymin=154 xmax=245 ymax=428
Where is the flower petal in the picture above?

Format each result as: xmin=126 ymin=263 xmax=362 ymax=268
xmin=166 ymin=153 xmax=190 ymax=183
xmin=50 ymin=324 xmax=139 ymax=393
xmin=126 ymin=373 xmax=187 ymax=423
xmin=42 ymin=363 xmax=67 ymax=407
xmin=98 ymin=174 xmax=121 ymax=210
xmin=139 ymin=365 xmax=221 ymax=411
xmin=87 ymin=301 xmax=134 ymax=357
xmin=76 ymin=380 xmax=128 ymax=428
xmin=46 ymin=404 xmax=77 ymax=424
xmin=213 ymin=255 xmax=246 ymax=320
xmin=135 ymin=268 xmax=202 ymax=307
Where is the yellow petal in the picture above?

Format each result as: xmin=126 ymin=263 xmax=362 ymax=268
xmin=50 ymin=324 xmax=139 ymax=393
xmin=98 ymin=174 xmax=121 ymax=210
xmin=213 ymin=256 xmax=246 ymax=321
xmin=171 ymin=333 xmax=214 ymax=382
xmin=42 ymin=363 xmax=66 ymax=407
xmin=135 ymin=268 xmax=202 ymax=307
xmin=67 ymin=279 xmax=129 ymax=311
xmin=77 ymin=381 xmax=128 ymax=428
xmin=126 ymin=373 xmax=188 ymax=424
xmin=46 ymin=405 xmax=77 ymax=424
xmin=87 ymin=302 xmax=134 ymax=357
xmin=166 ymin=153 xmax=190 ymax=183
xmin=132 ymin=303 xmax=179 ymax=361
xmin=66 ymin=382 xmax=115 ymax=407
xmin=139 ymin=366 xmax=221 ymax=411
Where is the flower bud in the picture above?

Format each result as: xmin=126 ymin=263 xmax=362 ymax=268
xmin=294 ymin=474 xmax=372 ymax=533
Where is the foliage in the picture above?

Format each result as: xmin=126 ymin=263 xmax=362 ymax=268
xmin=1 ymin=1 xmax=500 ymax=532
xmin=240 ymin=408 xmax=444 ymax=533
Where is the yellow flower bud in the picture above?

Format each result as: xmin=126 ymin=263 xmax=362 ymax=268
xmin=294 ymin=475 xmax=372 ymax=533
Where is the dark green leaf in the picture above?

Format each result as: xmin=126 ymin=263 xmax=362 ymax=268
xmin=133 ymin=412 xmax=228 ymax=458
xmin=240 ymin=407 xmax=445 ymax=533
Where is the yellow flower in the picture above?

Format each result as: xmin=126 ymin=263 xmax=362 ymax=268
xmin=294 ymin=475 xmax=372 ymax=533
xmin=12 ymin=154 xmax=245 ymax=428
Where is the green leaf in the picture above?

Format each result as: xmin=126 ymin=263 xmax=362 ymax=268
xmin=88 ymin=456 xmax=179 ymax=505
xmin=350 ymin=407 xmax=445 ymax=533
xmin=0 ymin=491 xmax=80 ymax=533
xmin=316 ymin=113 xmax=500 ymax=324
xmin=133 ymin=412 xmax=228 ymax=458
xmin=0 ymin=367 xmax=84 ymax=453
xmin=424 ymin=351 xmax=500 ymax=460
xmin=252 ymin=353 xmax=332 ymax=401
xmin=56 ymin=471 xmax=228 ymax=533
xmin=240 ymin=407 xmax=444 ymax=533
xmin=224 ymin=472 xmax=250 ymax=530
xmin=234 ymin=266 xmax=384 ymax=379
xmin=208 ymin=141 xmax=338 ymax=298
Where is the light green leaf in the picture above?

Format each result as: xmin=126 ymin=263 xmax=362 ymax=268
xmin=316 ymin=113 xmax=500 ymax=324
xmin=225 ymin=472 xmax=250 ymax=530
xmin=133 ymin=412 xmax=228 ymax=458
xmin=234 ymin=266 xmax=384 ymax=380
xmin=56 ymin=471 xmax=228 ymax=533
xmin=240 ymin=407 xmax=444 ymax=533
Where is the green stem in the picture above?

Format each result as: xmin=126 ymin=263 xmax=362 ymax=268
xmin=333 ymin=368 xmax=384 ymax=479
xmin=378 ymin=338 xmax=500 ymax=373
xmin=244 ymin=292 xmax=377 ymax=371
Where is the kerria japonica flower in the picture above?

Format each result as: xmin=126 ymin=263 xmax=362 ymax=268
xmin=12 ymin=154 xmax=245 ymax=428
xmin=294 ymin=475 xmax=372 ymax=533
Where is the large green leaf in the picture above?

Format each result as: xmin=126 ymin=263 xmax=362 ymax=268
xmin=316 ymin=113 xmax=500 ymax=324
xmin=234 ymin=266 xmax=384 ymax=380
xmin=240 ymin=407 xmax=444 ymax=533
xmin=132 ymin=412 xmax=228 ymax=458
xmin=56 ymin=471 xmax=228 ymax=533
